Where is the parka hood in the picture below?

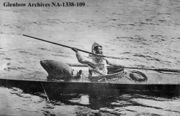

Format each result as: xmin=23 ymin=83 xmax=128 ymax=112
xmin=91 ymin=42 xmax=102 ymax=53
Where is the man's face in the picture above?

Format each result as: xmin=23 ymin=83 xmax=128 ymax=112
xmin=95 ymin=46 xmax=103 ymax=54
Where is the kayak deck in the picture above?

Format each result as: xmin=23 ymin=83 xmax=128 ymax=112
xmin=40 ymin=60 xmax=180 ymax=84
xmin=71 ymin=67 xmax=180 ymax=84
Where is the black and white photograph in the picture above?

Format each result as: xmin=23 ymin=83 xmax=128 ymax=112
xmin=0 ymin=0 xmax=180 ymax=115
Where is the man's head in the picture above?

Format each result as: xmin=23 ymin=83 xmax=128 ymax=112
xmin=90 ymin=42 xmax=104 ymax=62
xmin=92 ymin=42 xmax=103 ymax=55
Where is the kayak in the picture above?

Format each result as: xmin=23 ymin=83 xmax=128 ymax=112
xmin=37 ymin=60 xmax=180 ymax=98
xmin=0 ymin=60 xmax=178 ymax=101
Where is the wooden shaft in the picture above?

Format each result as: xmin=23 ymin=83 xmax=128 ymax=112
xmin=68 ymin=64 xmax=180 ymax=73
xmin=124 ymin=66 xmax=180 ymax=72
xmin=23 ymin=34 xmax=180 ymax=73
xmin=23 ymin=34 xmax=121 ymax=59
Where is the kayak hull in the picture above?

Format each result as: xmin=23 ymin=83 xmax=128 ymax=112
xmin=0 ymin=78 xmax=179 ymax=100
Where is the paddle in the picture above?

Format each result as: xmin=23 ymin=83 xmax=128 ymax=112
xmin=124 ymin=66 xmax=180 ymax=73
xmin=23 ymin=34 xmax=180 ymax=73
xmin=68 ymin=64 xmax=180 ymax=73
xmin=23 ymin=34 xmax=120 ymax=59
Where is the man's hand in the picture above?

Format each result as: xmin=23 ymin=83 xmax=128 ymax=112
xmin=72 ymin=48 xmax=78 ymax=53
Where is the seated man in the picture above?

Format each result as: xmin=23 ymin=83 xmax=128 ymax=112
xmin=72 ymin=42 xmax=124 ymax=76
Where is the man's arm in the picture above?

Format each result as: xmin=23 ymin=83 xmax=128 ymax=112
xmin=72 ymin=48 xmax=95 ymax=68
xmin=72 ymin=48 xmax=106 ymax=75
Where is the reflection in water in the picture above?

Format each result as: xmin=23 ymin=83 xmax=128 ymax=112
xmin=69 ymin=94 xmax=89 ymax=105
xmin=49 ymin=92 xmax=180 ymax=115
xmin=0 ymin=87 xmax=180 ymax=116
